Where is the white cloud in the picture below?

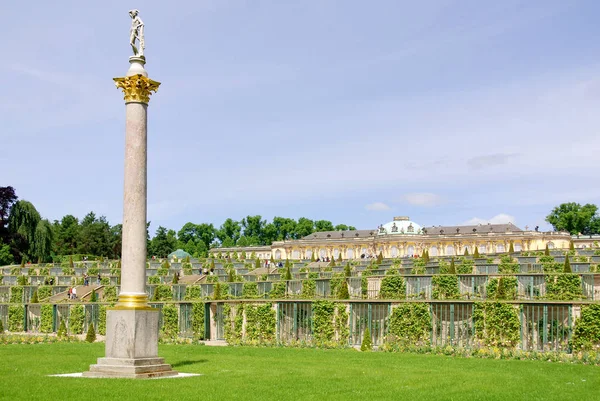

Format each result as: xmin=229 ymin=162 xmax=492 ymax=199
xmin=365 ymin=202 xmax=391 ymax=211
xmin=463 ymin=213 xmax=516 ymax=226
xmin=399 ymin=193 xmax=444 ymax=207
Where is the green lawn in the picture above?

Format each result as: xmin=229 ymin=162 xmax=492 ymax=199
xmin=0 ymin=343 xmax=598 ymax=400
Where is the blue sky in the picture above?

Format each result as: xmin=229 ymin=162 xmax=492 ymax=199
xmin=2 ymin=0 xmax=600 ymax=234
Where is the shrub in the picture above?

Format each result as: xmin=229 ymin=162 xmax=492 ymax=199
xmin=57 ymin=319 xmax=67 ymax=338
xmin=86 ymin=323 xmax=96 ymax=343
xmin=312 ymin=300 xmax=336 ymax=344
xmin=563 ymin=255 xmax=572 ymax=273
xmin=361 ymin=327 xmax=372 ymax=351
xmin=30 ymin=290 xmax=39 ymax=304
xmin=283 ymin=265 xmax=292 ymax=281
xmin=191 ymin=302 xmax=205 ymax=340
xmin=474 ymin=247 xmax=480 ymax=258
xmin=0 ymin=319 xmax=3 ymax=332
xmin=172 ymin=273 xmax=179 ymax=284
xmin=89 ymin=289 xmax=97 ymax=302
xmin=40 ymin=304 xmax=53 ymax=333
xmin=336 ymin=280 xmax=350 ymax=299
xmin=344 ymin=263 xmax=351 ymax=277
xmin=148 ymin=276 xmax=161 ymax=284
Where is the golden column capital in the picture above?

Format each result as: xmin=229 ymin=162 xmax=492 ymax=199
xmin=114 ymin=74 xmax=161 ymax=104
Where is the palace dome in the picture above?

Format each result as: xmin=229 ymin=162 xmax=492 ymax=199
xmin=377 ymin=216 xmax=422 ymax=235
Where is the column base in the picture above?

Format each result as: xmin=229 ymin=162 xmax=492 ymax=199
xmin=84 ymin=308 xmax=177 ymax=378
xmin=84 ymin=357 xmax=178 ymax=379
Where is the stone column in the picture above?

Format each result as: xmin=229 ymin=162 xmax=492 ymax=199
xmin=85 ymin=56 xmax=176 ymax=379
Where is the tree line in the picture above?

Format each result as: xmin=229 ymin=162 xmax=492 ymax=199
xmin=0 ymin=186 xmax=357 ymax=263
xmin=2 ymin=185 xmax=598 ymax=264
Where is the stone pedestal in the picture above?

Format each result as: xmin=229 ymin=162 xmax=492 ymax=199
xmin=84 ymin=309 xmax=177 ymax=378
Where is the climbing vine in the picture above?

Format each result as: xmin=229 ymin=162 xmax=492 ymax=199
xmin=486 ymin=277 xmax=518 ymax=300
xmin=269 ymin=281 xmax=286 ymax=299
xmin=244 ymin=303 xmax=276 ymax=344
xmin=69 ymin=305 xmax=84 ymax=334
xmin=545 ymin=274 xmax=583 ymax=300
xmin=10 ymin=286 xmax=23 ymax=304
xmin=185 ymin=285 xmax=202 ymax=300
xmin=98 ymin=305 xmax=107 ymax=335
xmin=191 ymin=302 xmax=205 ymax=340
xmin=334 ymin=303 xmax=349 ymax=345
xmin=152 ymin=285 xmax=173 ymax=301
xmin=37 ymin=286 xmax=52 ymax=302
xmin=242 ymin=282 xmax=259 ymax=299
xmin=301 ymin=279 xmax=316 ymax=299
xmin=457 ymin=258 xmax=475 ymax=274
xmin=40 ymin=304 xmax=53 ymax=333
xmin=498 ymin=255 xmax=520 ymax=274
xmin=223 ymin=304 xmax=244 ymax=344
xmin=8 ymin=305 xmax=24 ymax=332
xmin=312 ymin=300 xmax=336 ymax=344
xmin=379 ymin=275 xmax=406 ymax=299
xmin=571 ymin=304 xmax=600 ymax=351
xmin=160 ymin=304 xmax=178 ymax=340
xmin=103 ymin=286 xmax=118 ymax=302
xmin=473 ymin=302 xmax=520 ymax=347
xmin=387 ymin=303 xmax=431 ymax=346
xmin=432 ymin=275 xmax=460 ymax=299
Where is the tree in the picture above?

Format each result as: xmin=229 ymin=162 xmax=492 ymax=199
xmin=545 ymin=243 xmax=550 ymax=256
xmin=90 ymin=289 xmax=97 ymax=302
xmin=77 ymin=212 xmax=112 ymax=257
xmin=295 ymin=218 xmax=315 ymax=238
xmin=449 ymin=258 xmax=456 ymax=274
xmin=0 ymin=240 xmax=14 ymax=265
xmin=8 ymin=200 xmax=41 ymax=262
xmin=241 ymin=215 xmax=266 ymax=244
xmin=86 ymin=323 xmax=96 ymax=343
xmin=0 ymin=186 xmax=17 ymax=243
xmin=509 ymin=242 xmax=514 ymax=254
xmin=337 ymin=252 xmax=342 ymax=262
xmin=464 ymin=247 xmax=469 ymax=256
xmin=564 ymin=254 xmax=572 ymax=273
xmin=33 ymin=219 xmax=53 ymax=262
xmin=149 ymin=226 xmax=177 ymax=258
xmin=337 ymin=280 xmax=350 ymax=299
xmin=284 ymin=265 xmax=292 ymax=280
xmin=52 ymin=215 xmax=79 ymax=256
xmin=216 ymin=218 xmax=241 ymax=246
xmin=570 ymin=241 xmax=575 ymax=251
xmin=360 ymin=327 xmax=372 ymax=351
xmin=344 ymin=263 xmax=351 ymax=277
xmin=474 ymin=247 xmax=480 ymax=258
xmin=30 ymin=290 xmax=39 ymax=303
xmin=314 ymin=220 xmax=334 ymax=232
xmin=546 ymin=203 xmax=600 ymax=235
xmin=334 ymin=224 xmax=348 ymax=231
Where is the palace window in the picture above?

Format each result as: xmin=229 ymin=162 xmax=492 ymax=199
xmin=478 ymin=244 xmax=487 ymax=254
xmin=407 ymin=246 xmax=415 ymax=256
xmin=390 ymin=246 xmax=398 ymax=257
xmin=496 ymin=244 xmax=505 ymax=253
xmin=429 ymin=246 xmax=438 ymax=257
xmin=275 ymin=250 xmax=282 ymax=259
xmin=347 ymin=249 xmax=354 ymax=259
xmin=446 ymin=245 xmax=455 ymax=255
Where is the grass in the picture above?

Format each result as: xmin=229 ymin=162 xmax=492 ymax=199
xmin=0 ymin=343 xmax=599 ymax=400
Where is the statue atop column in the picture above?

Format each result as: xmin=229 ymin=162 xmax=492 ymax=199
xmin=129 ymin=9 xmax=145 ymax=57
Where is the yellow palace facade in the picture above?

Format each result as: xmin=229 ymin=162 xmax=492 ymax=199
xmin=210 ymin=216 xmax=585 ymax=261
